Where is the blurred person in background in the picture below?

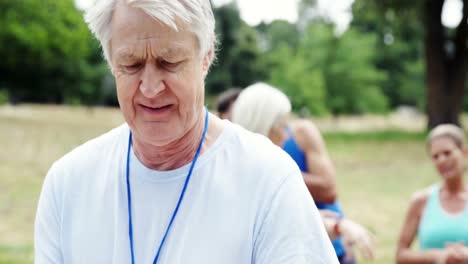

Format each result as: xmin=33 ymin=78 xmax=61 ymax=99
xmin=320 ymin=210 xmax=374 ymax=261
xmin=232 ymin=82 xmax=374 ymax=263
xmin=396 ymin=124 xmax=468 ymax=264
xmin=215 ymin=87 xmax=242 ymax=120
xmin=34 ymin=1 xmax=339 ymax=263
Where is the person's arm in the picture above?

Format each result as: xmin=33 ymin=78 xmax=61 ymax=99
xmin=253 ymin=170 xmax=339 ymax=264
xmin=442 ymin=243 xmax=468 ymax=263
xmin=335 ymin=219 xmax=375 ymax=261
xmin=320 ymin=210 xmax=375 ymax=261
xmin=396 ymin=190 xmax=445 ymax=264
xmin=320 ymin=209 xmax=340 ymax=240
xmin=35 ymin=165 xmax=63 ymax=264
xmin=294 ymin=120 xmax=337 ymax=204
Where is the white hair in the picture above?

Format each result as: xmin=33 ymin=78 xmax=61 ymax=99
xmin=84 ymin=0 xmax=216 ymax=65
xmin=232 ymin=82 xmax=292 ymax=136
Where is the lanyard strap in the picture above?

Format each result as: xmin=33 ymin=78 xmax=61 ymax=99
xmin=126 ymin=108 xmax=209 ymax=264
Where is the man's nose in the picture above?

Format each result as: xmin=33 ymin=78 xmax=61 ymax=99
xmin=139 ymin=63 xmax=165 ymax=98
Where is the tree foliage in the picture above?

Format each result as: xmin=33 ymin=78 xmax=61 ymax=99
xmin=351 ymin=0 xmax=425 ymax=109
xmin=206 ymin=3 xmax=266 ymax=95
xmin=1 ymin=0 xmax=464 ymax=124
xmin=267 ymin=43 xmax=327 ymax=115
xmin=0 ymin=0 xmax=108 ymax=104
xmin=352 ymin=0 xmax=468 ymax=128
xmin=325 ymin=28 xmax=388 ymax=114
xmin=262 ymin=20 xmax=387 ymax=115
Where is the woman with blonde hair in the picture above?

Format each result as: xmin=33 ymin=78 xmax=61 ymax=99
xmin=396 ymin=124 xmax=468 ymax=264
xmin=232 ymin=82 xmax=374 ymax=263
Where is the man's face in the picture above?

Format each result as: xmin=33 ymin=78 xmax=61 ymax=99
xmin=110 ymin=4 xmax=211 ymax=146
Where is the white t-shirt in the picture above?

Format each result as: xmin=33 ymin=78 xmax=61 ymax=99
xmin=35 ymin=121 xmax=338 ymax=264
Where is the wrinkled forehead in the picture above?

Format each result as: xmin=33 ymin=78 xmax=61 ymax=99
xmin=110 ymin=2 xmax=188 ymax=41
xmin=109 ymin=3 xmax=198 ymax=60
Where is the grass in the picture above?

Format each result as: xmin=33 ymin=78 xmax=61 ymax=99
xmin=0 ymin=105 xmax=123 ymax=264
xmin=327 ymin=138 xmax=437 ymax=263
xmin=0 ymin=104 xmax=443 ymax=264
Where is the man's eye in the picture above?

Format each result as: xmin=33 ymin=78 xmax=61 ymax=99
xmin=159 ymin=60 xmax=181 ymax=71
xmin=122 ymin=63 xmax=143 ymax=73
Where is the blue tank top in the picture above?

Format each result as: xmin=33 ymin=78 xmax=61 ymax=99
xmin=282 ymin=127 xmax=346 ymax=257
xmin=418 ymin=184 xmax=468 ymax=250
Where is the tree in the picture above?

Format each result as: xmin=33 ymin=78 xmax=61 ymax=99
xmin=206 ymin=3 xmax=266 ymax=95
xmin=260 ymin=20 xmax=328 ymax=115
xmin=352 ymin=0 xmax=468 ymax=128
xmin=0 ymin=0 xmax=98 ymax=103
xmin=256 ymin=20 xmax=300 ymax=52
xmin=268 ymin=43 xmax=328 ymax=115
xmin=425 ymin=0 xmax=467 ymax=128
xmin=324 ymin=27 xmax=388 ymax=114
xmin=256 ymin=20 xmax=326 ymax=114
xmin=262 ymin=19 xmax=386 ymax=115
xmin=351 ymin=1 xmax=425 ymax=110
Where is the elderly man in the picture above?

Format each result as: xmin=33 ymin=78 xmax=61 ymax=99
xmin=34 ymin=1 xmax=337 ymax=263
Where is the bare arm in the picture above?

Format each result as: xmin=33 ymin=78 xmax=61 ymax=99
xmin=396 ymin=190 xmax=444 ymax=264
xmin=320 ymin=210 xmax=340 ymax=240
xmin=294 ymin=120 xmax=337 ymax=204
xmin=320 ymin=210 xmax=375 ymax=261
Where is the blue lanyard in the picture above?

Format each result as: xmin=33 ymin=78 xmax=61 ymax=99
xmin=126 ymin=108 xmax=209 ymax=264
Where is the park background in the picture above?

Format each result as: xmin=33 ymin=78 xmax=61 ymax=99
xmin=1 ymin=0 xmax=468 ymax=263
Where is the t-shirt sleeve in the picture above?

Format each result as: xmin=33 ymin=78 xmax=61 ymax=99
xmin=252 ymin=169 xmax=339 ymax=264
xmin=34 ymin=165 xmax=63 ymax=264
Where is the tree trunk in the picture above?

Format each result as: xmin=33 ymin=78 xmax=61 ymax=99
xmin=425 ymin=0 xmax=468 ymax=129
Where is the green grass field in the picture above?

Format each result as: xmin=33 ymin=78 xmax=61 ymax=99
xmin=0 ymin=105 xmax=442 ymax=264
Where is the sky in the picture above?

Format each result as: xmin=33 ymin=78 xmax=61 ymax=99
xmin=76 ymin=0 xmax=463 ymax=31
xmin=226 ymin=0 xmax=354 ymax=33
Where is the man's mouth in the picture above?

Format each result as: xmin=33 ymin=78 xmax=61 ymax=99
xmin=141 ymin=104 xmax=172 ymax=111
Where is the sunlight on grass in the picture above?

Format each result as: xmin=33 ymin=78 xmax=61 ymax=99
xmin=0 ymin=104 xmax=443 ymax=264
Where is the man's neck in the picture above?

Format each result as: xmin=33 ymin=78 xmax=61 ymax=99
xmin=132 ymin=114 xmax=206 ymax=171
